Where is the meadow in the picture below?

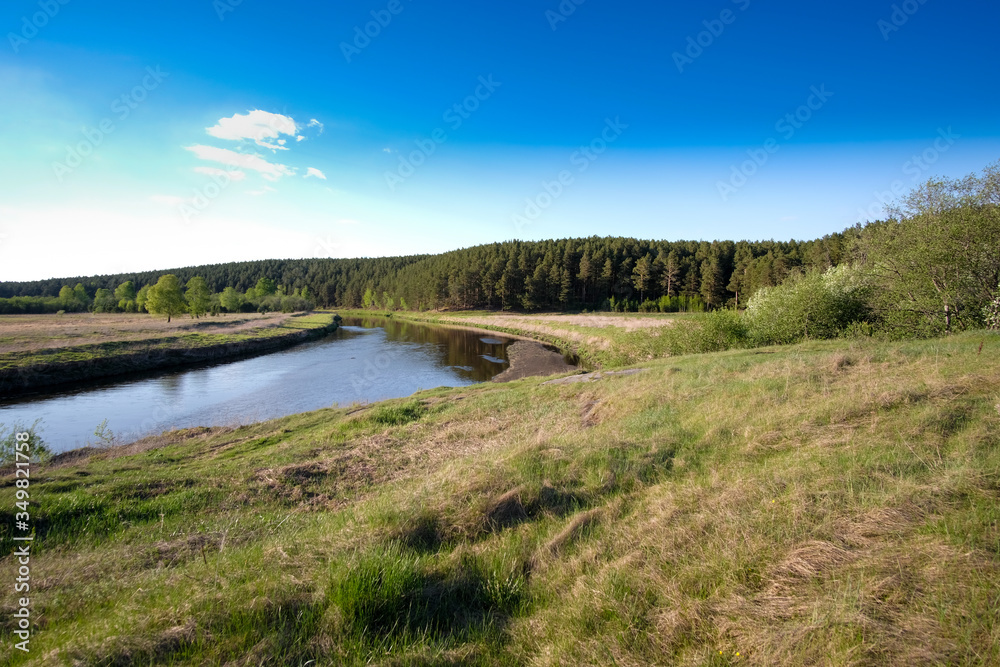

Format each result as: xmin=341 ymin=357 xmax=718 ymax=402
xmin=1 ymin=324 xmax=997 ymax=665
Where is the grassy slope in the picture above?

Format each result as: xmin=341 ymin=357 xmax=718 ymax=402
xmin=2 ymin=331 xmax=999 ymax=665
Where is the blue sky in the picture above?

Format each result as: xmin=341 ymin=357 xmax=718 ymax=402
xmin=1 ymin=0 xmax=998 ymax=280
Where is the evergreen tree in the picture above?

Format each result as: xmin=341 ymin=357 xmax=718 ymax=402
xmin=632 ymin=254 xmax=653 ymax=302
xmin=577 ymin=248 xmax=593 ymax=303
xmin=662 ymin=250 xmax=680 ymax=296
xmin=700 ymin=258 xmax=725 ymax=309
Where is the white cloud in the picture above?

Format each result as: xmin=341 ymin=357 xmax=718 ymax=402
xmin=194 ymin=166 xmax=246 ymax=181
xmin=307 ymin=118 xmax=324 ymax=133
xmin=185 ymin=144 xmax=295 ymax=181
xmin=247 ymin=186 xmax=277 ymax=196
xmin=305 ymin=167 xmax=327 ymax=180
xmin=206 ymin=110 xmax=298 ymax=150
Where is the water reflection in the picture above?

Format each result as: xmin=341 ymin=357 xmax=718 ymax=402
xmin=340 ymin=316 xmax=511 ymax=381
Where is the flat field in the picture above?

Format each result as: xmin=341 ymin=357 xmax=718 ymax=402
xmin=0 ymin=312 xmax=290 ymax=355
xmin=0 ymin=312 xmax=338 ymax=393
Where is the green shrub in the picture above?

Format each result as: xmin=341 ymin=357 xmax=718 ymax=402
xmin=696 ymin=309 xmax=749 ymax=351
xmin=744 ymin=265 xmax=874 ymax=346
xmin=0 ymin=419 xmax=51 ymax=465
xmin=648 ymin=309 xmax=748 ymax=356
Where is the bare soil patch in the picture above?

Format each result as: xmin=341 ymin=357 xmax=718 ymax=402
xmin=492 ymin=340 xmax=578 ymax=382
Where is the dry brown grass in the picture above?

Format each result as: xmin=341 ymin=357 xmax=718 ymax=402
xmin=432 ymin=312 xmax=674 ymax=350
xmin=0 ymin=312 xmax=289 ymax=354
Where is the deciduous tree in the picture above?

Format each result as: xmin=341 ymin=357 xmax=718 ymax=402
xmin=185 ymin=276 xmax=211 ymax=318
xmin=146 ymin=275 xmax=187 ymax=323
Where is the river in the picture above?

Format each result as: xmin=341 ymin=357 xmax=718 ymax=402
xmin=0 ymin=316 xmax=522 ymax=454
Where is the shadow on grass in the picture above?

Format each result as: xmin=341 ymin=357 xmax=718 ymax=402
xmin=328 ymin=542 xmax=526 ymax=652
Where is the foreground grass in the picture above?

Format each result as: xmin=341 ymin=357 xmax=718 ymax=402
xmin=1 ymin=331 xmax=999 ymax=665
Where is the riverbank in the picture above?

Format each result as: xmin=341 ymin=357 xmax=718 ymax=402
xmin=333 ymin=309 xmax=688 ymax=368
xmin=0 ymin=312 xmax=340 ymax=394
xmin=336 ymin=310 xmax=585 ymax=381
xmin=3 ymin=331 xmax=997 ymax=664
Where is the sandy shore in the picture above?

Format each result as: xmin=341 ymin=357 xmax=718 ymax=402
xmin=492 ymin=340 xmax=579 ymax=382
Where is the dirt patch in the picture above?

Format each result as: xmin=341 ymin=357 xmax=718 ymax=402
xmin=542 ymin=368 xmax=646 ymax=385
xmin=492 ymin=340 xmax=578 ymax=382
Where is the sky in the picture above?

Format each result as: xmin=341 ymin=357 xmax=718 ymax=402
xmin=1 ymin=0 xmax=998 ymax=281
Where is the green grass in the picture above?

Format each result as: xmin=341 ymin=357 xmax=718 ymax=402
xmin=1 ymin=330 xmax=999 ymax=664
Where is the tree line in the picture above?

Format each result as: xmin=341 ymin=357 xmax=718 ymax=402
xmin=0 ymin=235 xmax=850 ymax=315
xmin=1 ymin=160 xmax=997 ymax=338
xmin=0 ymin=275 xmax=314 ymax=318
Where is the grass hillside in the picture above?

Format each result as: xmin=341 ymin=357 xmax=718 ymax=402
xmin=2 ymin=331 xmax=998 ymax=665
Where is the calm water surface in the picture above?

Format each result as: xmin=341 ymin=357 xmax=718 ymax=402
xmin=0 ymin=316 xmax=517 ymax=453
